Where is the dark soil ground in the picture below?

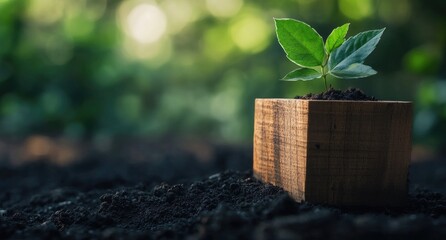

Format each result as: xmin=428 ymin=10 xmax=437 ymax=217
xmin=295 ymin=88 xmax=378 ymax=101
xmin=1 ymin=140 xmax=446 ymax=239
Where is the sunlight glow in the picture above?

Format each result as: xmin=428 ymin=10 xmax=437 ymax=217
xmin=161 ymin=0 xmax=197 ymax=33
xmin=122 ymin=37 xmax=172 ymax=64
xmin=63 ymin=14 xmax=94 ymax=41
xmin=206 ymin=0 xmax=243 ymax=18
xmin=339 ymin=0 xmax=374 ymax=20
xmin=25 ymin=0 xmax=64 ymax=25
xmin=204 ymin=26 xmax=234 ymax=61
xmin=117 ymin=1 xmax=171 ymax=62
xmin=126 ymin=3 xmax=167 ymax=44
xmin=230 ymin=14 xmax=271 ymax=53
xmin=84 ymin=0 xmax=108 ymax=21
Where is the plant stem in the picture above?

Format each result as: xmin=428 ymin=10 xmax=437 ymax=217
xmin=323 ymin=74 xmax=328 ymax=91
xmin=321 ymin=54 xmax=329 ymax=91
xmin=321 ymin=65 xmax=328 ymax=91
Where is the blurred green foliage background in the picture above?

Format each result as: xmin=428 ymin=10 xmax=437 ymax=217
xmin=0 ymin=0 xmax=445 ymax=149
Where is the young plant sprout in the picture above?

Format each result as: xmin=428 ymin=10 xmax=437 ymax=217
xmin=274 ymin=18 xmax=385 ymax=90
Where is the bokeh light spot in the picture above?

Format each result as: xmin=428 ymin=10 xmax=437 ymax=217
xmin=230 ymin=14 xmax=271 ymax=53
xmin=206 ymin=0 xmax=243 ymax=18
xmin=378 ymin=0 xmax=411 ymax=24
xmin=122 ymin=37 xmax=172 ymax=64
xmin=84 ymin=0 xmax=108 ymax=21
xmin=44 ymin=36 xmax=73 ymax=65
xmin=40 ymin=89 xmax=68 ymax=115
xmin=126 ymin=3 xmax=167 ymax=44
xmin=210 ymin=88 xmax=240 ymax=122
xmin=339 ymin=0 xmax=374 ymax=20
xmin=64 ymin=14 xmax=95 ymax=41
xmin=204 ymin=26 xmax=234 ymax=61
xmin=414 ymin=110 xmax=436 ymax=136
xmin=161 ymin=0 xmax=197 ymax=33
xmin=118 ymin=1 xmax=171 ymax=63
xmin=25 ymin=0 xmax=64 ymax=25
xmin=403 ymin=45 xmax=441 ymax=75
xmin=417 ymin=82 xmax=436 ymax=107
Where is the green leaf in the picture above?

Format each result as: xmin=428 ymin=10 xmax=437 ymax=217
xmin=329 ymin=63 xmax=377 ymax=79
xmin=274 ymin=18 xmax=325 ymax=67
xmin=281 ymin=68 xmax=322 ymax=81
xmin=325 ymin=23 xmax=350 ymax=54
xmin=328 ymin=28 xmax=385 ymax=74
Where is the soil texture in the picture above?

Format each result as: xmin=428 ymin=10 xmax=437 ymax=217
xmin=295 ymin=88 xmax=377 ymax=101
xmin=1 ymin=143 xmax=446 ymax=239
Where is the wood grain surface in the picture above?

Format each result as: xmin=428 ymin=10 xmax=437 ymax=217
xmin=253 ymin=99 xmax=412 ymax=206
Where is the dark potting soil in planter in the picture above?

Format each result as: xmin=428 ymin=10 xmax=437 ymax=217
xmin=1 ymin=143 xmax=446 ymax=239
xmin=295 ymin=88 xmax=377 ymax=101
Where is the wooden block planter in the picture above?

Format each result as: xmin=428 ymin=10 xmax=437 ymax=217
xmin=253 ymin=99 xmax=412 ymax=206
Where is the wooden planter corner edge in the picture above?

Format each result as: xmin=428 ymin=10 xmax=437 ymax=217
xmin=253 ymin=98 xmax=413 ymax=206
